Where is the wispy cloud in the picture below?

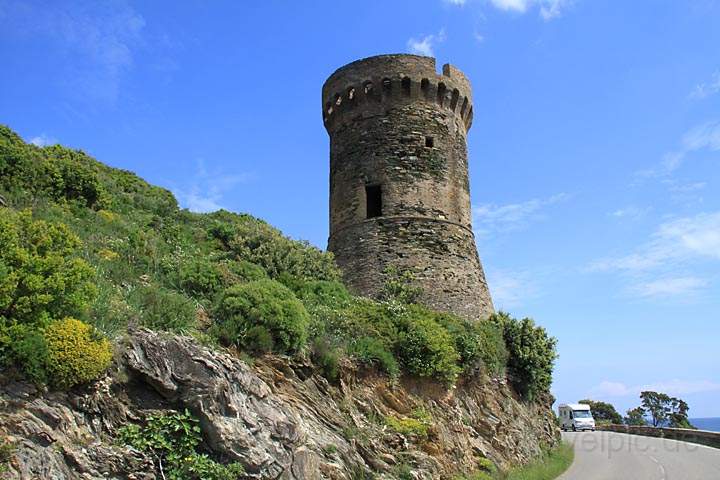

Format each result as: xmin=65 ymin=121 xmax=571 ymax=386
xmin=488 ymin=0 xmax=572 ymax=20
xmin=639 ymin=121 xmax=720 ymax=177
xmin=407 ymin=29 xmax=446 ymax=57
xmin=487 ymin=268 xmax=541 ymax=309
xmin=590 ymin=212 xmax=720 ymax=272
xmin=664 ymin=180 xmax=707 ymax=194
xmin=28 ymin=134 xmax=57 ymax=147
xmin=473 ymin=193 xmax=569 ymax=237
xmin=0 ymin=1 xmax=145 ymax=106
xmin=444 ymin=0 xmax=467 ymax=5
xmin=610 ymin=205 xmax=651 ymax=220
xmin=590 ymin=379 xmax=720 ymax=398
xmin=173 ymin=160 xmax=253 ymax=213
xmin=689 ymin=71 xmax=720 ymax=100
xmin=630 ymin=276 xmax=708 ymax=298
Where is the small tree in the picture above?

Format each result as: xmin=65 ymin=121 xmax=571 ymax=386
xmin=578 ymin=399 xmax=623 ymax=425
xmin=489 ymin=312 xmax=558 ymax=401
xmin=625 ymin=407 xmax=646 ymax=426
xmin=640 ymin=391 xmax=671 ymax=427
xmin=0 ymin=209 xmax=96 ymax=326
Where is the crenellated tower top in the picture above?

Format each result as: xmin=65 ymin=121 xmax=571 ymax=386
xmin=322 ymin=54 xmax=474 ymax=134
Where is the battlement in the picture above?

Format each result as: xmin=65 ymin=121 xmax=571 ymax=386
xmin=322 ymin=54 xmax=474 ymax=132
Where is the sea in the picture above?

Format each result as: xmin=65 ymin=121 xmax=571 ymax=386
xmin=691 ymin=418 xmax=720 ymax=432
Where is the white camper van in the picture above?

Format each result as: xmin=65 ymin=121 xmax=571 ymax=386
xmin=559 ymin=403 xmax=596 ymax=431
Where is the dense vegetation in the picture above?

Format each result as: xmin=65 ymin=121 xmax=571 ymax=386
xmin=0 ymin=125 xmax=557 ymax=401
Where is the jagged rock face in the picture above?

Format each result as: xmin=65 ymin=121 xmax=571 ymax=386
xmin=0 ymin=329 xmax=558 ymax=479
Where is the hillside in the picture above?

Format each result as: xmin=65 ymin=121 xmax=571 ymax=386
xmin=0 ymin=126 xmax=559 ymax=479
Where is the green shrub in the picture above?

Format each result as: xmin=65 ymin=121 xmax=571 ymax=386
xmin=245 ymin=325 xmax=274 ymax=353
xmin=206 ymin=211 xmax=340 ymax=282
xmin=177 ymin=257 xmax=223 ymax=299
xmin=0 ymin=209 xmax=96 ymax=326
xmin=394 ymin=306 xmax=461 ymax=384
xmin=224 ymin=259 xmax=268 ymax=283
xmin=0 ymin=321 xmax=50 ymax=384
xmin=381 ymin=265 xmax=421 ymax=304
xmin=44 ymin=317 xmax=112 ymax=389
xmin=291 ymin=279 xmax=352 ymax=310
xmin=117 ymin=409 xmax=244 ymax=480
xmin=490 ymin=312 xmax=557 ymax=401
xmin=44 ymin=146 xmax=109 ymax=209
xmin=311 ymin=337 xmax=342 ymax=381
xmin=437 ymin=314 xmax=507 ymax=375
xmin=0 ymin=438 xmax=15 ymax=474
xmin=348 ymin=336 xmax=399 ymax=378
xmin=213 ymin=279 xmax=310 ymax=353
xmin=129 ymin=285 xmax=197 ymax=333
xmin=384 ymin=411 xmax=432 ymax=440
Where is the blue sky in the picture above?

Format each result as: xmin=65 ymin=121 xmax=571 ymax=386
xmin=1 ymin=0 xmax=719 ymax=417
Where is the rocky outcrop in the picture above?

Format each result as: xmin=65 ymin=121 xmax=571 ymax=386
xmin=0 ymin=329 xmax=558 ymax=479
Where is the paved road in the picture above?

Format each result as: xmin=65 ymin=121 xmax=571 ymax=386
xmin=559 ymin=431 xmax=720 ymax=480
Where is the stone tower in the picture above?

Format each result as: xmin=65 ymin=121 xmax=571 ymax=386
xmin=322 ymin=54 xmax=493 ymax=320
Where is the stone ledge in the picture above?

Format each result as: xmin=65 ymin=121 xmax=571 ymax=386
xmin=597 ymin=424 xmax=720 ymax=449
xmin=328 ymin=215 xmax=475 ymax=241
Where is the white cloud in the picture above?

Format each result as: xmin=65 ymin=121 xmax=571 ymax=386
xmin=173 ymin=160 xmax=252 ymax=213
xmin=590 ymin=211 xmax=720 ymax=272
xmin=29 ymin=134 xmax=57 ymax=147
xmin=487 ymin=269 xmax=541 ymax=309
xmin=589 ymin=381 xmax=633 ymax=397
xmin=488 ymin=0 xmax=571 ymax=20
xmin=640 ymin=121 xmax=720 ymax=177
xmin=631 ymin=276 xmax=708 ymax=298
xmin=407 ymin=29 xmax=446 ymax=57
xmin=473 ymin=193 xmax=569 ymax=236
xmin=1 ymin=1 xmax=145 ymax=105
xmin=444 ymin=0 xmax=467 ymax=5
xmin=590 ymin=379 xmax=720 ymax=398
xmin=682 ymin=121 xmax=720 ymax=152
xmin=610 ymin=206 xmax=650 ymax=219
xmin=665 ymin=180 xmax=706 ymax=194
xmin=689 ymin=71 xmax=720 ymax=100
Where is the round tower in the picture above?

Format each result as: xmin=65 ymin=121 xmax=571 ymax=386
xmin=322 ymin=54 xmax=494 ymax=320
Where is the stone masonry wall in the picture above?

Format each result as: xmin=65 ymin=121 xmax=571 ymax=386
xmin=323 ymin=54 xmax=494 ymax=320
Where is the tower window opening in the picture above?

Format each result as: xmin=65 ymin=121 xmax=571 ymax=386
xmin=401 ymin=77 xmax=411 ymax=95
xmin=365 ymin=185 xmax=382 ymax=219
xmin=425 ymin=136 xmax=434 ymax=148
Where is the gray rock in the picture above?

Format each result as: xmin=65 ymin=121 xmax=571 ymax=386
xmin=0 ymin=329 xmax=558 ymax=479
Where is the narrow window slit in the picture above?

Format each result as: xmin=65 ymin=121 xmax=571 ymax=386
xmin=365 ymin=185 xmax=382 ymax=219
xmin=401 ymin=77 xmax=411 ymax=95
xmin=425 ymin=136 xmax=434 ymax=148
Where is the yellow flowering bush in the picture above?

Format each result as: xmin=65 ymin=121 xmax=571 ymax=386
xmin=44 ymin=318 xmax=112 ymax=389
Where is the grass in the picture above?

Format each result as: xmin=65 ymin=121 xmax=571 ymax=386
xmin=455 ymin=442 xmax=574 ymax=480
xmin=505 ymin=442 xmax=574 ymax=480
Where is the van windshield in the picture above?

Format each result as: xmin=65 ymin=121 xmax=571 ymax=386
xmin=573 ymin=410 xmax=592 ymax=418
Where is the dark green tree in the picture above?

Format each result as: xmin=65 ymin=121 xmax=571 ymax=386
xmin=625 ymin=407 xmax=647 ymax=426
xmin=489 ymin=312 xmax=558 ymax=401
xmin=640 ymin=391 xmax=671 ymax=427
xmin=578 ymin=399 xmax=623 ymax=425
xmin=639 ymin=391 xmax=695 ymax=428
